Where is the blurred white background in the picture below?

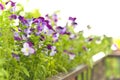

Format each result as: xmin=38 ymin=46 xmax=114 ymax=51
xmin=13 ymin=0 xmax=120 ymax=38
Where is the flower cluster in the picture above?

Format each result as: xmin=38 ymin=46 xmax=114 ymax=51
xmin=10 ymin=11 xmax=77 ymax=58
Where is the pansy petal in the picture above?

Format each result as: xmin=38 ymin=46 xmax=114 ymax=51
xmin=23 ymin=42 xmax=29 ymax=48
xmin=12 ymin=53 xmax=20 ymax=60
xmin=69 ymin=17 xmax=76 ymax=21
xmin=6 ymin=1 xmax=16 ymax=7
xmin=9 ymin=14 xmax=17 ymax=19
xmin=24 ymin=52 xmax=29 ymax=56
xmin=50 ymin=51 xmax=56 ymax=56
xmin=47 ymin=44 xmax=52 ymax=50
xmin=69 ymin=54 xmax=75 ymax=60
xmin=0 ymin=3 xmax=4 ymax=10
xmin=29 ymin=47 xmax=35 ymax=54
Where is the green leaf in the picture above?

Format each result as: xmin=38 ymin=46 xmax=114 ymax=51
xmin=0 ymin=68 xmax=8 ymax=79
xmin=31 ymin=9 xmax=41 ymax=18
xmin=20 ymin=66 xmax=30 ymax=77
xmin=58 ymin=64 xmax=68 ymax=73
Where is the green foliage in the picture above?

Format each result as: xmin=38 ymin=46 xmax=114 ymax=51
xmin=105 ymin=57 xmax=120 ymax=79
xmin=25 ymin=9 xmax=41 ymax=18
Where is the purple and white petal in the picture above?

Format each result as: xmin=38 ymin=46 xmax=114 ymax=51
xmin=29 ymin=47 xmax=35 ymax=54
xmin=21 ymin=42 xmax=35 ymax=56
xmin=50 ymin=50 xmax=56 ymax=56
xmin=69 ymin=53 xmax=75 ymax=60
xmin=23 ymin=42 xmax=29 ymax=48
xmin=0 ymin=3 xmax=4 ymax=10
xmin=6 ymin=0 xmax=16 ymax=7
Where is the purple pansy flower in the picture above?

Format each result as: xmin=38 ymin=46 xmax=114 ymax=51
xmin=68 ymin=17 xmax=77 ymax=26
xmin=38 ymin=17 xmax=45 ymax=21
xmin=47 ymin=44 xmax=57 ymax=56
xmin=42 ymin=24 xmax=54 ymax=35
xmin=40 ymin=35 xmax=45 ymax=41
xmin=49 ymin=46 xmax=57 ymax=56
xmin=12 ymin=53 xmax=20 ymax=60
xmin=56 ymin=26 xmax=66 ymax=34
xmin=64 ymin=32 xmax=71 ymax=35
xmin=37 ymin=25 xmax=43 ymax=31
xmin=34 ymin=17 xmax=54 ymax=35
xmin=72 ymin=22 xmax=77 ymax=26
xmin=22 ymin=34 xmax=27 ymax=40
xmin=36 ymin=25 xmax=42 ymax=35
xmin=82 ymin=46 xmax=88 ymax=51
xmin=32 ymin=18 xmax=39 ymax=24
xmin=27 ymin=41 xmax=34 ymax=47
xmin=47 ymin=44 xmax=52 ymax=50
xmin=9 ymin=14 xmax=17 ymax=19
xmin=111 ymin=44 xmax=118 ymax=50
xmin=45 ymin=14 xmax=58 ymax=26
xmin=0 ymin=3 xmax=4 ymax=10
xmin=42 ymin=25 xmax=48 ymax=33
xmin=18 ymin=16 xmax=28 ymax=26
xmin=36 ymin=31 xmax=41 ymax=36
xmin=45 ymin=14 xmax=50 ymax=20
xmin=33 ymin=17 xmax=44 ymax=24
xmin=86 ymin=37 xmax=93 ymax=42
xmin=69 ymin=17 xmax=76 ymax=22
xmin=24 ymin=27 xmax=34 ymax=37
xmin=69 ymin=34 xmax=76 ymax=39
xmin=69 ymin=53 xmax=76 ymax=60
xmin=52 ymin=33 xmax=59 ymax=42
xmin=24 ymin=28 xmax=32 ymax=37
xmin=47 ymin=29 xmax=54 ymax=35
xmin=88 ymin=38 xmax=93 ymax=41
xmin=52 ymin=14 xmax=58 ymax=22
xmin=6 ymin=0 xmax=16 ymax=7
xmin=14 ymin=32 xmax=22 ymax=41
xmin=46 ymin=23 xmax=53 ymax=30
xmin=64 ymin=50 xmax=75 ymax=60
xmin=21 ymin=42 xmax=35 ymax=56
xmin=43 ymin=20 xmax=53 ymax=30
xmin=26 ymin=19 xmax=33 ymax=27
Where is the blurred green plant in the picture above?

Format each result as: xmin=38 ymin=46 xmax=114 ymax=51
xmin=105 ymin=57 xmax=120 ymax=79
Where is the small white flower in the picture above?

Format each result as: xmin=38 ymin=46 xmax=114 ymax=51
xmin=69 ymin=54 xmax=75 ymax=60
xmin=21 ymin=42 xmax=34 ymax=56
xmin=111 ymin=44 xmax=117 ymax=50
xmin=50 ymin=46 xmax=56 ymax=56
xmin=70 ymin=34 xmax=75 ymax=39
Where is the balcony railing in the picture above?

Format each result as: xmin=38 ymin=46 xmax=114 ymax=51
xmin=48 ymin=51 xmax=120 ymax=80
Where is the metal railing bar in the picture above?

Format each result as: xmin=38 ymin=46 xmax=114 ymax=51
xmin=48 ymin=53 xmax=120 ymax=80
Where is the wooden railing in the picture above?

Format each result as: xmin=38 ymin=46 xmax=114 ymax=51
xmin=48 ymin=51 xmax=120 ymax=80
